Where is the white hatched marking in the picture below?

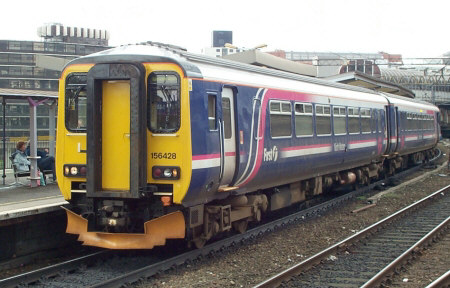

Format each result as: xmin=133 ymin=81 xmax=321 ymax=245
xmin=281 ymin=146 xmax=332 ymax=158
xmin=348 ymin=141 xmax=377 ymax=149
xmin=192 ymin=158 xmax=221 ymax=170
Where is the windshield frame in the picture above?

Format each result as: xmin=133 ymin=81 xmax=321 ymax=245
xmin=147 ymin=71 xmax=181 ymax=133
xmin=65 ymin=73 xmax=87 ymax=133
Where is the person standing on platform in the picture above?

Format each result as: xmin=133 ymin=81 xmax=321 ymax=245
xmin=12 ymin=141 xmax=30 ymax=172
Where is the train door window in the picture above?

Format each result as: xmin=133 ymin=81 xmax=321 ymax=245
xmin=270 ymin=100 xmax=292 ymax=138
xmin=412 ymin=114 xmax=418 ymax=130
xmin=222 ymin=98 xmax=232 ymax=138
xmin=208 ymin=94 xmax=217 ymax=130
xmin=348 ymin=107 xmax=360 ymax=134
xmin=295 ymin=103 xmax=313 ymax=136
xmin=361 ymin=108 xmax=371 ymax=133
xmin=65 ymin=73 xmax=87 ymax=132
xmin=377 ymin=110 xmax=382 ymax=133
xmin=316 ymin=104 xmax=331 ymax=136
xmin=147 ymin=72 xmax=181 ymax=133
xmin=333 ymin=106 xmax=346 ymax=135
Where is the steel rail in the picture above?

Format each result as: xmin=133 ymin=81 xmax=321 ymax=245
xmin=0 ymin=251 xmax=108 ymax=288
xmin=361 ymin=216 xmax=449 ymax=287
xmin=425 ymin=270 xmax=450 ymax=288
xmin=253 ymin=184 xmax=450 ymax=288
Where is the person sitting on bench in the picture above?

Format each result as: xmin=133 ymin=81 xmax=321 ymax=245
xmin=12 ymin=141 xmax=31 ymax=172
xmin=26 ymin=145 xmax=56 ymax=182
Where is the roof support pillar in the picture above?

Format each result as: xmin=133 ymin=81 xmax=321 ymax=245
xmin=27 ymin=97 xmax=48 ymax=187
xmin=2 ymin=97 xmax=6 ymax=185
xmin=48 ymin=100 xmax=56 ymax=157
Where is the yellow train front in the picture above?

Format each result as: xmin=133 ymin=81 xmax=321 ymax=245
xmin=56 ymin=45 xmax=193 ymax=249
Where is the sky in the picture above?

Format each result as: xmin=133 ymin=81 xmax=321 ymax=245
xmin=1 ymin=0 xmax=449 ymax=58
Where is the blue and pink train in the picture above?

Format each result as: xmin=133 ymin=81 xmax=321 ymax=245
xmin=58 ymin=43 xmax=439 ymax=249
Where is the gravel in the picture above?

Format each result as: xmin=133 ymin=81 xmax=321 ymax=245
xmin=138 ymin=145 xmax=450 ymax=288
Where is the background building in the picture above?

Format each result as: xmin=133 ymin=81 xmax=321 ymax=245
xmin=0 ymin=23 xmax=110 ymax=140
xmin=202 ymin=30 xmax=243 ymax=57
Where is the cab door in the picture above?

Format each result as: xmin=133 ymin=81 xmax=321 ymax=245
xmin=220 ymin=87 xmax=236 ymax=187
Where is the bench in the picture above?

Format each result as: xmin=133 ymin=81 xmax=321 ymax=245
xmin=9 ymin=154 xmax=53 ymax=185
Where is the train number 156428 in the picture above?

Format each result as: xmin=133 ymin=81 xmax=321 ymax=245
xmin=150 ymin=152 xmax=177 ymax=159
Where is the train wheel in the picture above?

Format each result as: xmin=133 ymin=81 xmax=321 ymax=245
xmin=233 ymin=220 xmax=248 ymax=234
xmin=193 ymin=238 xmax=207 ymax=249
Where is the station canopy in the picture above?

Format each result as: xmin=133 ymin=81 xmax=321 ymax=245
xmin=326 ymin=71 xmax=415 ymax=98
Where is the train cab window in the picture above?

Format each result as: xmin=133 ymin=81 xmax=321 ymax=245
xmin=65 ymin=73 xmax=87 ymax=132
xmin=147 ymin=72 xmax=181 ymax=133
xmin=361 ymin=108 xmax=371 ymax=133
xmin=208 ymin=94 xmax=217 ymax=130
xmin=295 ymin=103 xmax=313 ymax=136
xmin=270 ymin=100 xmax=292 ymax=138
xmin=316 ymin=104 xmax=331 ymax=135
xmin=348 ymin=107 xmax=360 ymax=134
xmin=333 ymin=106 xmax=346 ymax=135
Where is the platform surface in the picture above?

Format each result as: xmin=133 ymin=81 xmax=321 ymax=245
xmin=0 ymin=169 xmax=68 ymax=221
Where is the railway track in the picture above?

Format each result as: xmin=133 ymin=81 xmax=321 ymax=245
xmin=254 ymin=185 xmax=450 ymax=288
xmin=0 ymin=159 xmax=440 ymax=288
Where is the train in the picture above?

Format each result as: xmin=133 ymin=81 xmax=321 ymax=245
xmin=56 ymin=43 xmax=440 ymax=249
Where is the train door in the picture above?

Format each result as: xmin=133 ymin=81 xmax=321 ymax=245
xmin=392 ymin=107 xmax=399 ymax=152
xmin=220 ymin=87 xmax=236 ymax=187
xmin=86 ymin=63 xmax=147 ymax=200
xmin=102 ymin=81 xmax=130 ymax=190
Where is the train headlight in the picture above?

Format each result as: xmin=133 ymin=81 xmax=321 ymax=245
xmin=163 ymin=169 xmax=172 ymax=178
xmin=70 ymin=167 xmax=78 ymax=175
xmin=152 ymin=166 xmax=180 ymax=180
xmin=64 ymin=164 xmax=87 ymax=177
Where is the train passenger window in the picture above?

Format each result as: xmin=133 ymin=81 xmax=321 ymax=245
xmin=348 ymin=107 xmax=360 ymax=134
xmin=371 ymin=110 xmax=377 ymax=133
xmin=208 ymin=94 xmax=216 ymax=130
xmin=333 ymin=106 xmax=346 ymax=135
xmin=65 ymin=73 xmax=87 ymax=132
xmin=361 ymin=108 xmax=371 ymax=133
xmin=316 ymin=104 xmax=331 ymax=135
xmin=295 ymin=103 xmax=313 ymax=136
xmin=270 ymin=100 xmax=292 ymax=138
xmin=147 ymin=72 xmax=181 ymax=133
xmin=415 ymin=114 xmax=419 ymax=130
xmin=222 ymin=98 xmax=232 ymax=138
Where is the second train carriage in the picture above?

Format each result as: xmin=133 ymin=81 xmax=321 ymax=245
xmin=56 ymin=43 xmax=440 ymax=249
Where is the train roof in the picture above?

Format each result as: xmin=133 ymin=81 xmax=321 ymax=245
xmin=67 ymin=43 xmax=382 ymax=96
xmin=66 ymin=43 xmax=438 ymax=111
xmin=382 ymin=92 xmax=439 ymax=112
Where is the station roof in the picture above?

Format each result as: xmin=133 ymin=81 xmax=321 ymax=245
xmin=326 ymin=71 xmax=415 ymax=98
xmin=0 ymin=88 xmax=58 ymax=100
xmin=223 ymin=49 xmax=317 ymax=77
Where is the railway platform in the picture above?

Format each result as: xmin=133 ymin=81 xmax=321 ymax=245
xmin=0 ymin=169 xmax=67 ymax=222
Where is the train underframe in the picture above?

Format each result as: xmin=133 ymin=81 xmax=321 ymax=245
xmin=67 ymin=148 xmax=436 ymax=249
xmin=184 ymin=148 xmax=436 ymax=248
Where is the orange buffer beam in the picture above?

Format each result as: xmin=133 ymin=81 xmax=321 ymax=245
xmin=62 ymin=207 xmax=185 ymax=249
